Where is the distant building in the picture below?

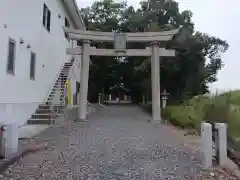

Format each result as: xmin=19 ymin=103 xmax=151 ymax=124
xmin=105 ymin=83 xmax=131 ymax=103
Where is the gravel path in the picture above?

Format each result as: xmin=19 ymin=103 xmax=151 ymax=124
xmin=2 ymin=105 xmax=204 ymax=179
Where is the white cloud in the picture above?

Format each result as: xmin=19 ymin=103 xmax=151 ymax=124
xmin=76 ymin=0 xmax=239 ymax=92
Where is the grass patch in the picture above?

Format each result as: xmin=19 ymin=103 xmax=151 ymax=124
xmin=162 ymin=90 xmax=240 ymax=139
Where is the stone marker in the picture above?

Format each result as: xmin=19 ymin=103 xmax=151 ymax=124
xmin=5 ymin=123 xmax=18 ymax=157
xmin=201 ymin=122 xmax=213 ymax=168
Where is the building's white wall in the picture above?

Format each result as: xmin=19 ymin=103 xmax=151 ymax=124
xmin=69 ymin=54 xmax=81 ymax=96
xmin=0 ymin=0 xmax=81 ymax=126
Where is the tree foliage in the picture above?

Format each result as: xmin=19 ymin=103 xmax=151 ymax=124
xmin=80 ymin=0 xmax=229 ymax=103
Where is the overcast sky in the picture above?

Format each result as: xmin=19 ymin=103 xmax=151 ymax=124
xmin=76 ymin=0 xmax=238 ymax=93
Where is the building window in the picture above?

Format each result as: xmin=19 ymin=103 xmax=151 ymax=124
xmin=6 ymin=38 xmax=16 ymax=75
xmin=30 ymin=52 xmax=36 ymax=80
xmin=43 ymin=4 xmax=51 ymax=32
xmin=65 ymin=17 xmax=70 ymax=39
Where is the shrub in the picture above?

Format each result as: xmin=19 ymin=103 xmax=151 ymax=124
xmin=163 ymin=91 xmax=240 ymax=139
xmin=162 ymin=105 xmax=201 ymax=129
xmin=144 ymin=90 xmax=240 ymax=139
xmin=203 ymin=98 xmax=231 ymax=123
xmin=228 ymin=111 xmax=240 ymax=138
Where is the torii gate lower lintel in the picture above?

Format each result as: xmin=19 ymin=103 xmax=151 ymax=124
xmin=64 ymin=27 xmax=179 ymax=122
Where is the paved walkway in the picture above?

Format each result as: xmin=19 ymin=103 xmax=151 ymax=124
xmin=4 ymin=105 xmax=204 ymax=179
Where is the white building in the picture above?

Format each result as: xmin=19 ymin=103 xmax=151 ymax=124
xmin=0 ymin=0 xmax=85 ymax=126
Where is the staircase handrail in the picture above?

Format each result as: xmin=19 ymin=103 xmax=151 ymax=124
xmin=44 ymin=55 xmax=74 ymax=102
xmin=66 ymin=55 xmax=79 ymax=82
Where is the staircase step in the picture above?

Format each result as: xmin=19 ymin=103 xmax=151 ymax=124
xmin=45 ymin=102 xmax=65 ymax=105
xmin=36 ymin=110 xmax=64 ymax=114
xmin=44 ymin=105 xmax=65 ymax=108
xmin=53 ymin=85 xmax=65 ymax=87
xmin=56 ymin=79 xmax=67 ymax=82
xmin=38 ymin=105 xmax=51 ymax=109
xmin=48 ymin=95 xmax=64 ymax=99
xmin=56 ymin=78 xmax=67 ymax=80
xmin=51 ymin=89 xmax=64 ymax=91
xmin=53 ymin=85 xmax=65 ymax=88
xmin=42 ymin=104 xmax=65 ymax=107
xmin=38 ymin=103 xmax=65 ymax=110
xmin=50 ymin=89 xmax=65 ymax=92
xmin=53 ymin=84 xmax=65 ymax=86
xmin=50 ymin=92 xmax=64 ymax=95
xmin=56 ymin=81 xmax=66 ymax=84
xmin=48 ymin=93 xmax=64 ymax=96
xmin=52 ymin=85 xmax=65 ymax=88
xmin=27 ymin=119 xmax=55 ymax=125
xmin=51 ymin=88 xmax=65 ymax=91
xmin=31 ymin=114 xmax=58 ymax=119
xmin=51 ymin=87 xmax=64 ymax=89
xmin=48 ymin=95 xmax=63 ymax=98
xmin=49 ymin=91 xmax=64 ymax=93
xmin=35 ymin=109 xmax=63 ymax=114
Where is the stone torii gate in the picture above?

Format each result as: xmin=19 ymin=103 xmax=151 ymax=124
xmin=64 ymin=27 xmax=179 ymax=122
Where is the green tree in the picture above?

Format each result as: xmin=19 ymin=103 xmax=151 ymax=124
xmin=80 ymin=0 xmax=229 ymax=103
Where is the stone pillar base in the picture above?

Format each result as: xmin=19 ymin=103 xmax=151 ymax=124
xmin=151 ymin=119 xmax=167 ymax=124
xmin=75 ymin=119 xmax=88 ymax=122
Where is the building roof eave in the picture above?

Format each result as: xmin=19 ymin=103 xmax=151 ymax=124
xmin=110 ymin=84 xmax=129 ymax=92
xmin=62 ymin=0 xmax=86 ymax=30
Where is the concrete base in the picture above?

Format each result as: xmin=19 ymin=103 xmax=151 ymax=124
xmin=149 ymin=119 xmax=167 ymax=124
xmin=18 ymin=125 xmax=49 ymax=139
xmin=150 ymin=120 xmax=161 ymax=123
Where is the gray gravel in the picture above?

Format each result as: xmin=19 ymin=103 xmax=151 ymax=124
xmin=1 ymin=105 xmax=204 ymax=179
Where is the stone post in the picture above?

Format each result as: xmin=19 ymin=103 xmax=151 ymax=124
xmin=5 ymin=104 xmax=19 ymax=157
xmin=215 ymin=123 xmax=227 ymax=166
xmin=201 ymin=122 xmax=213 ymax=168
xmin=151 ymin=42 xmax=161 ymax=121
xmin=124 ymin=94 xmax=127 ymax=101
xmin=142 ymin=94 xmax=145 ymax=104
xmin=78 ymin=40 xmax=90 ymax=121
xmin=98 ymin=93 xmax=102 ymax=104
xmin=5 ymin=123 xmax=18 ymax=157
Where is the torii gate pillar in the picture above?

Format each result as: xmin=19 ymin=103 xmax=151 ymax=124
xmin=151 ymin=42 xmax=161 ymax=121
xmin=78 ymin=40 xmax=90 ymax=120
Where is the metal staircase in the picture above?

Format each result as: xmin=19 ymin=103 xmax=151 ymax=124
xmin=27 ymin=58 xmax=75 ymax=125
